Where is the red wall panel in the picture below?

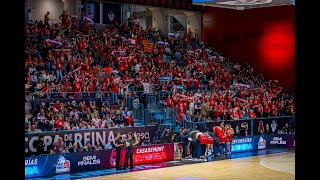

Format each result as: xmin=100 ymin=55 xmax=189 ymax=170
xmin=202 ymin=5 xmax=295 ymax=88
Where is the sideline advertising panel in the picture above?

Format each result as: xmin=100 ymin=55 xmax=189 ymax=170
xmin=231 ymin=134 xmax=295 ymax=153
xmin=25 ymin=143 xmax=174 ymax=178
xmin=265 ymin=134 xmax=295 ymax=149
xmin=25 ymin=126 xmax=159 ymax=155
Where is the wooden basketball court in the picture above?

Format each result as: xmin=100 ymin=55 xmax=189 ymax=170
xmin=82 ymin=152 xmax=295 ymax=180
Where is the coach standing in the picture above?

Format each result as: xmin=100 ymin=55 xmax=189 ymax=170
xmin=124 ymin=133 xmax=139 ymax=170
xmin=190 ymin=127 xmax=200 ymax=159
xmin=179 ymin=129 xmax=189 ymax=160
xmin=114 ymin=132 xmax=124 ymax=170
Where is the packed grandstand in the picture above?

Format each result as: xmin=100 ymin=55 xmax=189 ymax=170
xmin=24 ymin=11 xmax=295 ymax=134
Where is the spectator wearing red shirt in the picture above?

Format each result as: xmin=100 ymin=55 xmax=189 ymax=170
xmin=73 ymin=79 xmax=81 ymax=98
xmin=71 ymin=17 xmax=77 ymax=29
xmin=55 ymin=59 xmax=63 ymax=81
xmin=50 ymin=24 xmax=57 ymax=39
xmin=125 ymin=114 xmax=134 ymax=127
xmin=255 ymin=103 xmax=263 ymax=118
xmin=54 ymin=115 xmax=64 ymax=130
xmin=271 ymin=107 xmax=278 ymax=117
xmin=177 ymin=100 xmax=184 ymax=114
xmin=230 ymin=108 xmax=239 ymax=120
xmin=213 ymin=107 xmax=220 ymax=122
xmin=59 ymin=10 xmax=69 ymax=28
xmin=52 ymin=137 xmax=64 ymax=154
xmin=112 ymin=81 xmax=119 ymax=103
xmin=165 ymin=95 xmax=174 ymax=118
xmin=44 ymin=12 xmax=50 ymax=25
xmin=42 ymin=24 xmax=49 ymax=38
xmin=225 ymin=124 xmax=234 ymax=154
xmin=218 ymin=102 xmax=224 ymax=120
xmin=248 ymin=109 xmax=256 ymax=119
xmin=263 ymin=102 xmax=271 ymax=117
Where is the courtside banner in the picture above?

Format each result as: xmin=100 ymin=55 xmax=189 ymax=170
xmin=25 ymin=143 xmax=174 ymax=178
xmin=132 ymin=143 xmax=174 ymax=165
xmin=230 ymin=134 xmax=295 ymax=153
xmin=107 ymin=143 xmax=175 ymax=168
xmin=25 ymin=126 xmax=159 ymax=155
xmin=264 ymin=134 xmax=295 ymax=149
xmin=231 ymin=135 xmax=258 ymax=153
xmin=25 ymin=150 xmax=108 ymax=178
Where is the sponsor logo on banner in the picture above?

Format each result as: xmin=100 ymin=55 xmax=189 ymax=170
xmin=134 ymin=151 xmax=167 ymax=163
xmin=136 ymin=146 xmax=165 ymax=154
xmin=108 ymin=11 xmax=115 ymax=21
xmin=134 ymin=144 xmax=174 ymax=164
xmin=78 ymin=155 xmax=101 ymax=166
xmin=271 ymin=120 xmax=277 ymax=133
xmin=232 ymin=137 xmax=253 ymax=152
xmin=266 ymin=124 xmax=270 ymax=132
xmin=55 ymin=156 xmax=70 ymax=173
xmin=270 ymin=137 xmax=287 ymax=145
xmin=232 ymin=137 xmax=252 ymax=144
xmin=25 ymin=157 xmax=39 ymax=176
xmin=258 ymin=136 xmax=266 ymax=149
xmin=25 ymin=158 xmax=38 ymax=166
xmin=133 ymin=98 xmax=139 ymax=109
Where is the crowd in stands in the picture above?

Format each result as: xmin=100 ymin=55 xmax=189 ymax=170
xmin=25 ymin=100 xmax=135 ymax=132
xmin=25 ymin=10 xmax=295 ymax=133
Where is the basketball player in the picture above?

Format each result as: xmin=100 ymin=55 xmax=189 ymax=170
xmin=213 ymin=123 xmax=226 ymax=155
xmin=225 ymin=124 xmax=234 ymax=155
xmin=204 ymin=131 xmax=213 ymax=157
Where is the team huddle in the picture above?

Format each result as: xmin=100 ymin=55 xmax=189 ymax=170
xmin=177 ymin=122 xmax=234 ymax=161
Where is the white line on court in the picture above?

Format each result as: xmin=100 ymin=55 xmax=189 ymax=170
xmin=260 ymin=154 xmax=295 ymax=175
